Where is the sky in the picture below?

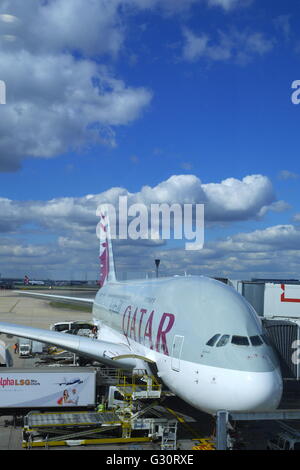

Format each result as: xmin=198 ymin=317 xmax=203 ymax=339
xmin=0 ymin=0 xmax=300 ymax=281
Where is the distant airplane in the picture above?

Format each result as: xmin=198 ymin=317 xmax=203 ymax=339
xmin=24 ymin=275 xmax=45 ymax=286
xmin=56 ymin=377 xmax=83 ymax=386
xmin=0 ymin=209 xmax=283 ymax=415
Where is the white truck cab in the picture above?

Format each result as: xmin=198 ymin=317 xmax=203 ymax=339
xmin=50 ymin=321 xmax=93 ymax=333
xmin=19 ymin=343 xmax=31 ymax=357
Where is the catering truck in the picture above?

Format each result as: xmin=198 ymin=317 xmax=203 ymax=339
xmin=19 ymin=339 xmax=31 ymax=357
xmin=0 ymin=368 xmax=97 ymax=409
xmin=19 ymin=339 xmax=44 ymax=357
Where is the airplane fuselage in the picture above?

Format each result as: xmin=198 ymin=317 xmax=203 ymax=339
xmin=93 ymin=275 xmax=283 ymax=414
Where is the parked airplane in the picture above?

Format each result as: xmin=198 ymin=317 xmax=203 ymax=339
xmin=24 ymin=275 xmax=45 ymax=286
xmin=0 ymin=209 xmax=282 ymax=414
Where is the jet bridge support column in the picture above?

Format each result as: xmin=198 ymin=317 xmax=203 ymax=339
xmin=216 ymin=410 xmax=229 ymax=450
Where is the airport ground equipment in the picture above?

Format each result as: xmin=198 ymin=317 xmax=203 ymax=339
xmin=22 ymin=407 xmax=178 ymax=448
xmin=216 ymin=409 xmax=300 ymax=450
xmin=191 ymin=438 xmax=216 ymax=450
xmin=50 ymin=320 xmax=94 ymax=334
xmin=22 ymin=410 xmax=124 ymax=448
xmin=0 ymin=340 xmax=13 ymax=367
xmin=108 ymin=370 xmax=178 ymax=450
xmin=19 ymin=338 xmax=31 ymax=357
xmin=18 ymin=338 xmax=44 ymax=357
xmin=165 ymin=406 xmax=201 ymax=440
xmin=22 ymin=371 xmax=179 ymax=449
xmin=0 ymin=367 xmax=97 ymax=409
xmin=267 ymin=422 xmax=300 ymax=450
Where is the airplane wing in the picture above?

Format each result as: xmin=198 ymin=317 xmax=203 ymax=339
xmin=15 ymin=291 xmax=95 ymax=305
xmin=0 ymin=321 xmax=136 ymax=369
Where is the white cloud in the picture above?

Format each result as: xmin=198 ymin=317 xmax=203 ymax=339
xmin=0 ymin=0 xmax=124 ymax=57
xmin=142 ymin=223 xmax=300 ymax=279
xmin=129 ymin=0 xmax=252 ymax=12
xmin=182 ymin=29 xmax=210 ymax=62
xmin=207 ymin=0 xmax=252 ymax=10
xmin=0 ymin=0 xmax=259 ymax=171
xmin=293 ymin=213 xmax=300 ymax=223
xmin=0 ymin=50 xmax=152 ymax=171
xmin=273 ymin=14 xmax=291 ymax=41
xmin=2 ymin=220 xmax=300 ymax=281
xmin=257 ymin=200 xmax=291 ymax=218
xmin=278 ymin=170 xmax=299 ymax=180
xmin=201 ymin=174 xmax=279 ymax=221
xmin=0 ymin=0 xmax=154 ymax=172
xmin=181 ymin=27 xmax=274 ymax=64
xmin=227 ymin=225 xmax=300 ymax=250
xmin=0 ymin=173 xmax=291 ymax=278
xmin=0 ymin=174 xmax=285 ymax=234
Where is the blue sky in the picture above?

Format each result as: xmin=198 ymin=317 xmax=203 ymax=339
xmin=0 ymin=0 xmax=300 ymax=280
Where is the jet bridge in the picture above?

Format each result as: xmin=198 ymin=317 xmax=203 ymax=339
xmin=263 ymin=318 xmax=300 ymax=380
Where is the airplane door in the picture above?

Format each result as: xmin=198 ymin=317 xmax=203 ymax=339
xmin=171 ymin=335 xmax=184 ymax=372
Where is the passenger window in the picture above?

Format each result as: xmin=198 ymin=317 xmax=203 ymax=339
xmin=216 ymin=335 xmax=230 ymax=347
xmin=231 ymin=336 xmax=250 ymax=346
xmin=206 ymin=334 xmax=221 ymax=347
xmin=250 ymin=335 xmax=263 ymax=346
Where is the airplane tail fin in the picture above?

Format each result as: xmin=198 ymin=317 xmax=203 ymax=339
xmin=97 ymin=205 xmax=116 ymax=287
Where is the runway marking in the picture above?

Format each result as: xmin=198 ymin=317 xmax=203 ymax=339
xmin=9 ymin=300 xmax=20 ymax=313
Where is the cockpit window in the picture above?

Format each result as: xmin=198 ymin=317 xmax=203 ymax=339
xmin=250 ymin=335 xmax=263 ymax=346
xmin=216 ymin=335 xmax=230 ymax=347
xmin=231 ymin=336 xmax=250 ymax=346
xmin=206 ymin=334 xmax=221 ymax=347
xmin=206 ymin=333 xmax=266 ymax=348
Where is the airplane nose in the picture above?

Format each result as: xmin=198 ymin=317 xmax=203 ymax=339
xmin=245 ymin=368 xmax=283 ymax=412
xmin=200 ymin=367 xmax=283 ymax=414
xmin=228 ymin=368 xmax=283 ymax=412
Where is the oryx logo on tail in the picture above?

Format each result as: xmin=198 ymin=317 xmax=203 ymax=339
xmin=99 ymin=212 xmax=109 ymax=287
xmin=96 ymin=206 xmax=116 ymax=287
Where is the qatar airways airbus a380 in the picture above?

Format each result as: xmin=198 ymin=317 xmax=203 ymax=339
xmin=0 ymin=209 xmax=282 ymax=414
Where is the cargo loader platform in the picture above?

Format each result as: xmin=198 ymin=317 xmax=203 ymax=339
xmin=22 ymin=406 xmax=179 ymax=448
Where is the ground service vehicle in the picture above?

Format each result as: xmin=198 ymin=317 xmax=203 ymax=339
xmin=267 ymin=430 xmax=300 ymax=450
xmin=0 ymin=368 xmax=96 ymax=408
